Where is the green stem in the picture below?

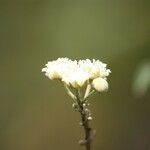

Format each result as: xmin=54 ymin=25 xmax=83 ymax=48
xmin=83 ymin=90 xmax=95 ymax=103
xmin=63 ymin=82 xmax=76 ymax=101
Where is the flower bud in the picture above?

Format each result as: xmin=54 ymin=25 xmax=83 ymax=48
xmin=92 ymin=77 xmax=108 ymax=92
xmin=87 ymin=116 xmax=93 ymax=121
xmin=72 ymin=103 xmax=79 ymax=111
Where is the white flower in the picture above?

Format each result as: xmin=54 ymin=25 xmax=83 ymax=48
xmin=79 ymin=59 xmax=111 ymax=79
xmin=92 ymin=77 xmax=108 ymax=92
xmin=42 ymin=58 xmax=77 ymax=80
xmin=42 ymin=58 xmax=111 ymax=90
xmin=62 ymin=68 xmax=90 ymax=88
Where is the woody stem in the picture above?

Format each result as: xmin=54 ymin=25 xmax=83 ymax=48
xmin=76 ymin=90 xmax=92 ymax=150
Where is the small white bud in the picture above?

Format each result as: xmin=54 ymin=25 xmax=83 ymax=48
xmin=79 ymin=139 xmax=87 ymax=145
xmin=83 ymin=103 xmax=86 ymax=107
xmin=85 ymin=109 xmax=89 ymax=112
xmin=72 ymin=103 xmax=79 ymax=111
xmin=88 ymin=116 xmax=93 ymax=121
xmin=92 ymin=77 xmax=108 ymax=92
xmin=87 ymin=103 xmax=90 ymax=106
xmin=79 ymin=122 xmax=83 ymax=126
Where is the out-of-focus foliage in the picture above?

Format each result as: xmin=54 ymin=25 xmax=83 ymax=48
xmin=0 ymin=0 xmax=150 ymax=150
xmin=132 ymin=61 xmax=150 ymax=98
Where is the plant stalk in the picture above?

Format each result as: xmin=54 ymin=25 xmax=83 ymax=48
xmin=76 ymin=90 xmax=92 ymax=150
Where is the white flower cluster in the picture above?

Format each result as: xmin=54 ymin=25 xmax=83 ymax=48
xmin=42 ymin=58 xmax=111 ymax=92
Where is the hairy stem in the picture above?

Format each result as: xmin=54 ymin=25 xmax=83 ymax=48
xmin=76 ymin=90 xmax=92 ymax=150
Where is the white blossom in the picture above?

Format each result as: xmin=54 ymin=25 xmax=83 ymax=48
xmin=62 ymin=68 xmax=90 ymax=88
xmin=42 ymin=58 xmax=111 ymax=91
xmin=42 ymin=58 xmax=77 ymax=80
xmin=79 ymin=59 xmax=111 ymax=79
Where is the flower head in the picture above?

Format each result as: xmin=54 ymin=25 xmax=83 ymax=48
xmin=79 ymin=59 xmax=111 ymax=79
xmin=42 ymin=58 xmax=111 ymax=91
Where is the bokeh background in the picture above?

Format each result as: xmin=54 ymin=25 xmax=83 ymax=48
xmin=0 ymin=0 xmax=150 ymax=150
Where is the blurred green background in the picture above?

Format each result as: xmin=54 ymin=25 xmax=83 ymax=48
xmin=0 ymin=0 xmax=150 ymax=150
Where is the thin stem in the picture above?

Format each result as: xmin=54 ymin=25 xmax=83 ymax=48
xmin=84 ymin=84 xmax=92 ymax=99
xmin=76 ymin=90 xmax=92 ymax=150
xmin=62 ymin=82 xmax=77 ymax=101
xmin=83 ymin=90 xmax=95 ymax=103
